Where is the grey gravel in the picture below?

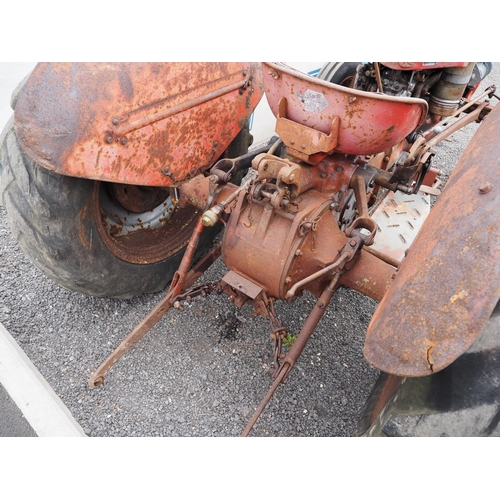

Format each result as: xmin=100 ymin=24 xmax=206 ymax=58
xmin=0 ymin=64 xmax=498 ymax=437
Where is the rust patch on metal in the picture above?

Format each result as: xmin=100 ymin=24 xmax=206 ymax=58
xmin=262 ymin=62 xmax=427 ymax=156
xmin=109 ymin=183 xmax=169 ymax=213
xmin=222 ymin=189 xmax=344 ymax=300
xmin=363 ymin=102 xmax=500 ymax=377
xmin=92 ymin=182 xmax=200 ymax=264
xmin=339 ymin=248 xmax=395 ymax=302
xmin=14 ymin=63 xmax=264 ymax=187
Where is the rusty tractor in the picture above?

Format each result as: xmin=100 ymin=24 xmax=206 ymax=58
xmin=1 ymin=62 xmax=499 ymax=436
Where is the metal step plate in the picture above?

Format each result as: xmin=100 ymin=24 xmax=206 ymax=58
xmin=370 ymin=190 xmax=431 ymax=262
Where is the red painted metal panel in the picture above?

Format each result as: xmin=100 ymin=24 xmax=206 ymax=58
xmin=14 ymin=62 xmax=264 ymax=187
xmin=262 ymin=62 xmax=428 ymax=156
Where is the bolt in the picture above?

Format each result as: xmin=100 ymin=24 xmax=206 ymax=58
xmin=335 ymin=166 xmax=343 ymax=172
xmin=120 ymin=137 xmax=128 ymax=145
xmin=291 ymin=140 xmax=295 ymax=145
xmin=479 ymin=182 xmax=493 ymax=194
xmin=318 ymin=302 xmax=325 ymax=309
xmin=112 ymin=118 xmax=119 ymax=125
xmin=301 ymin=144 xmax=306 ymax=149
xmin=349 ymin=239 xmax=357 ymax=247
xmin=105 ymin=135 xmax=113 ymax=144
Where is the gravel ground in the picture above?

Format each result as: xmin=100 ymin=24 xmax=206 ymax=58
xmin=0 ymin=64 xmax=498 ymax=437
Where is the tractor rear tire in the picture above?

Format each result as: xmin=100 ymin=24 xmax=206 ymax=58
xmin=0 ymin=119 xmax=232 ymax=299
xmin=317 ymin=62 xmax=360 ymax=87
xmin=355 ymin=301 xmax=500 ymax=437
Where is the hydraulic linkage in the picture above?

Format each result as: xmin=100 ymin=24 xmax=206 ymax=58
xmin=88 ymin=170 xmax=258 ymax=388
xmin=241 ymin=232 xmax=366 ymax=436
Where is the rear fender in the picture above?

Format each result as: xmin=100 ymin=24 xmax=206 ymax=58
xmin=13 ymin=62 xmax=264 ymax=187
xmin=363 ymin=101 xmax=500 ymax=377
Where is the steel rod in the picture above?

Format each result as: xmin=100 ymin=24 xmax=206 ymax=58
xmin=242 ymin=273 xmax=341 ymax=436
xmin=88 ymin=218 xmax=211 ymax=388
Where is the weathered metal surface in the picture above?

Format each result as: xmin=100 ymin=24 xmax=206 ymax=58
xmin=380 ymin=62 xmax=469 ymax=71
xmin=221 ymin=270 xmax=263 ymax=300
xmin=262 ymin=62 xmax=428 ymax=156
xmin=363 ymin=101 xmax=500 ymax=377
xmin=339 ymin=249 xmax=395 ymax=302
xmin=358 ymin=303 xmax=500 ymax=436
xmin=276 ymin=97 xmax=339 ymax=163
xmin=222 ymin=186 xmax=395 ymax=302
xmin=178 ymin=174 xmax=218 ymax=210
xmin=223 ymin=188 xmax=346 ymax=300
xmin=429 ymin=63 xmax=476 ymax=116
xmin=370 ymin=191 xmax=431 ymax=263
xmin=109 ymin=184 xmax=170 ymax=213
xmin=93 ymin=182 xmax=200 ymax=264
xmin=14 ymin=62 xmax=263 ymax=187
xmin=251 ymin=152 xmax=359 ymax=199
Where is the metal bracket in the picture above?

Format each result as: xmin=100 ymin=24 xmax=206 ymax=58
xmin=276 ymin=97 xmax=339 ymax=163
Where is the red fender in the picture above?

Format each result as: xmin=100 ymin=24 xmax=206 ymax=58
xmin=13 ymin=62 xmax=263 ymax=187
xmin=363 ymin=101 xmax=500 ymax=376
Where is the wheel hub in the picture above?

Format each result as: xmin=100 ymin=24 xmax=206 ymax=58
xmin=94 ymin=182 xmax=199 ymax=265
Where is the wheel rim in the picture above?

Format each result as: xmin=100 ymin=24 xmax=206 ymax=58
xmin=93 ymin=181 xmax=199 ymax=264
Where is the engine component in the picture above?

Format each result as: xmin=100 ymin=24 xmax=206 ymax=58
xmin=429 ymin=62 xmax=476 ymax=116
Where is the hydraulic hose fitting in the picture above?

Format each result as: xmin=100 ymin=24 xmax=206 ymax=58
xmin=201 ymin=206 xmax=222 ymax=227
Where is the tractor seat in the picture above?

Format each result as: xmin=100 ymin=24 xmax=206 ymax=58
xmin=262 ymin=62 xmax=428 ymax=157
